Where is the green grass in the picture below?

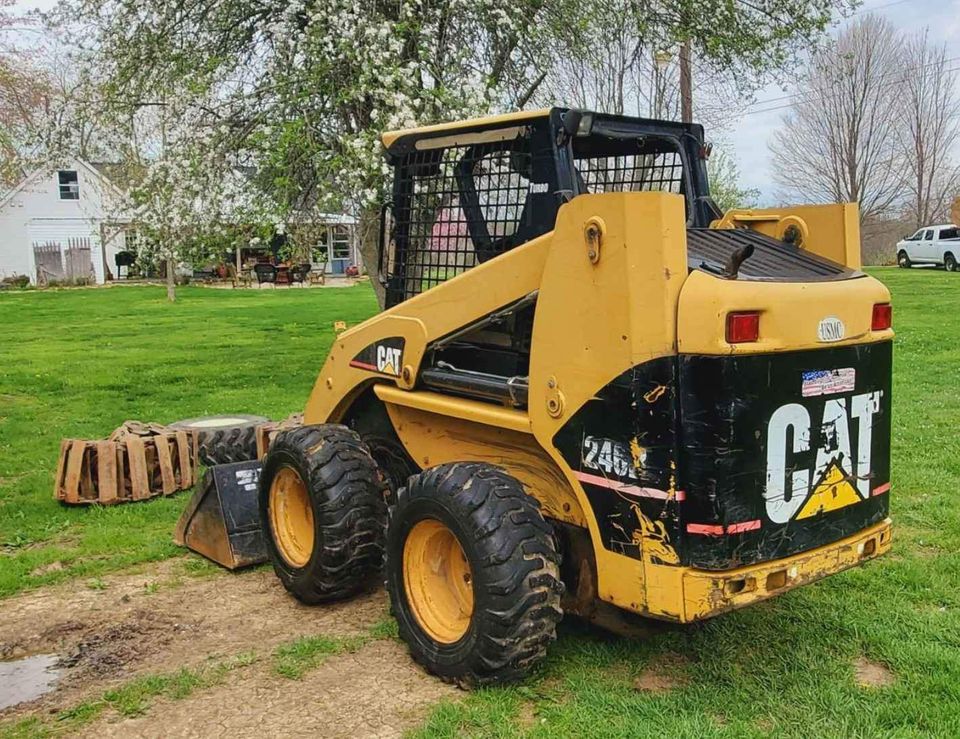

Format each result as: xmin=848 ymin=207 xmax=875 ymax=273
xmin=272 ymin=618 xmax=398 ymax=678
xmin=2 ymin=270 xmax=960 ymax=736
xmin=0 ymin=284 xmax=379 ymax=598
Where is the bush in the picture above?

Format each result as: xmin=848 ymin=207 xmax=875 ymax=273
xmin=1 ymin=274 xmax=31 ymax=289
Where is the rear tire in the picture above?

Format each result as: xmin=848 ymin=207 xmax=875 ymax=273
xmin=362 ymin=435 xmax=416 ymax=506
xmin=945 ymin=253 xmax=957 ymax=272
xmin=259 ymin=424 xmax=388 ymax=604
xmin=897 ymin=250 xmax=912 ymax=268
xmin=385 ymin=462 xmax=563 ymax=687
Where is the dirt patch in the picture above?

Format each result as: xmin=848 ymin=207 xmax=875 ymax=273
xmin=632 ymin=653 xmax=691 ymax=694
xmin=29 ymin=561 xmax=65 ymax=577
xmin=517 ymin=701 xmax=538 ymax=729
xmin=854 ymin=657 xmax=895 ymax=688
xmin=0 ymin=558 xmax=391 ymax=722
xmin=58 ymin=610 xmax=188 ymax=679
xmin=77 ymin=640 xmax=457 ymax=738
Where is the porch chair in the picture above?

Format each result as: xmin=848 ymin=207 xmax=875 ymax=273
xmin=253 ymin=263 xmax=277 ymax=288
xmin=309 ymin=261 xmax=327 ymax=285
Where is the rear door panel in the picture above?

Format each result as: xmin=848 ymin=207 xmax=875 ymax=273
xmin=678 ymin=343 xmax=891 ymax=569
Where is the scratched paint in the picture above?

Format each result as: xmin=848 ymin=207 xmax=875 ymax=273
xmin=679 ymin=342 xmax=891 ymax=569
xmin=554 ymin=341 xmax=892 ymax=571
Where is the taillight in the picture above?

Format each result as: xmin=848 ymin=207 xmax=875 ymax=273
xmin=872 ymin=303 xmax=892 ymax=331
xmin=726 ymin=311 xmax=760 ymax=343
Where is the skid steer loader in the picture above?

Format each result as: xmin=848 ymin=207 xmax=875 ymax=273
xmin=258 ymin=108 xmax=893 ymax=686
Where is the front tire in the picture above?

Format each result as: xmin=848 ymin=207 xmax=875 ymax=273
xmin=945 ymin=253 xmax=957 ymax=272
xmin=259 ymin=424 xmax=388 ymax=604
xmin=385 ymin=462 xmax=563 ymax=687
xmin=898 ymin=250 xmax=912 ymax=268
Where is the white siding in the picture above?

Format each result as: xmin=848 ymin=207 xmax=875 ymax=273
xmin=0 ymin=161 xmax=126 ymax=284
xmin=0 ymin=207 xmax=31 ymax=279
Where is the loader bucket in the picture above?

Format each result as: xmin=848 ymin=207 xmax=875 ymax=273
xmin=173 ymin=460 xmax=268 ymax=570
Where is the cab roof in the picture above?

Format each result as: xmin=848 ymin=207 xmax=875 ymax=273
xmin=381 ymin=109 xmax=552 ymax=150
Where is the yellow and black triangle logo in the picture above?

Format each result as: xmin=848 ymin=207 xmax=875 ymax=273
xmin=796 ymin=459 xmax=862 ymax=520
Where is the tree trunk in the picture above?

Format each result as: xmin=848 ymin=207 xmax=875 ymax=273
xmin=166 ymin=257 xmax=176 ymax=302
xmin=357 ymin=205 xmax=385 ymax=309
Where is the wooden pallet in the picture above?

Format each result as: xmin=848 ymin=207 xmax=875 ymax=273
xmin=54 ymin=423 xmax=196 ymax=505
xmin=255 ymin=414 xmax=304 ymax=459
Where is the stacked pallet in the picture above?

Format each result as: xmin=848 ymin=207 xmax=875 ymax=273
xmin=254 ymin=413 xmax=304 ymax=459
xmin=54 ymin=421 xmax=196 ymax=505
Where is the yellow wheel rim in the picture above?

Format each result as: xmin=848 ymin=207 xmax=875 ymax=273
xmin=269 ymin=466 xmax=314 ymax=568
xmin=403 ymin=518 xmax=474 ymax=644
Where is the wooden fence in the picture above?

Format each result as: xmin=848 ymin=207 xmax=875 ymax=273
xmin=33 ymin=237 xmax=94 ymax=286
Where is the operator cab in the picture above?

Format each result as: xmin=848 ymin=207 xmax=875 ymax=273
xmin=379 ymin=108 xmax=720 ymax=309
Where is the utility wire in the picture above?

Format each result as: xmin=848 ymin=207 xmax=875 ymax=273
xmin=743 ymin=55 xmax=960 ymax=117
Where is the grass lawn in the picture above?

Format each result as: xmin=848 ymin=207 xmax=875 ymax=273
xmin=0 ymin=283 xmax=379 ymax=596
xmin=2 ymin=268 xmax=960 ymax=736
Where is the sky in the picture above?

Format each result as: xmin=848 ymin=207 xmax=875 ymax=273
xmin=8 ymin=0 xmax=959 ymax=202
xmin=729 ymin=0 xmax=960 ymax=203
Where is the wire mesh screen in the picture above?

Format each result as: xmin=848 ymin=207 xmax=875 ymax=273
xmin=575 ymin=150 xmax=684 ymax=194
xmin=387 ymin=133 xmax=539 ymax=303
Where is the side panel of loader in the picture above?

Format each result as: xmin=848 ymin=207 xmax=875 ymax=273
xmin=305 ymin=190 xmax=691 ymax=617
xmin=527 ymin=192 xmax=689 ymax=616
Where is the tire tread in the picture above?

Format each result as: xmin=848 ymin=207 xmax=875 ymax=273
xmin=261 ymin=424 xmax=388 ymax=604
xmin=388 ymin=461 xmax=563 ymax=687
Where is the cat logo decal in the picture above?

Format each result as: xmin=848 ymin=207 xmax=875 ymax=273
xmin=765 ymin=391 xmax=884 ymax=523
xmin=349 ymin=337 xmax=405 ymax=377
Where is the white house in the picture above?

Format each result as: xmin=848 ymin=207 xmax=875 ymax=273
xmin=0 ymin=160 xmax=132 ymax=285
xmin=0 ymin=159 xmax=365 ymax=285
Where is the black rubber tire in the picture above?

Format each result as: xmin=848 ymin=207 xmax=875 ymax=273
xmin=385 ymin=462 xmax=563 ymax=687
xmin=170 ymin=414 xmax=267 ymax=466
xmin=259 ymin=424 xmax=388 ymax=604
xmin=945 ymin=253 xmax=957 ymax=272
xmin=898 ymin=250 xmax=912 ymax=268
xmin=362 ymin=434 xmax=417 ymax=506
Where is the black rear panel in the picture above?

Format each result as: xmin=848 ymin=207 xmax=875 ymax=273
xmin=679 ymin=342 xmax=892 ymax=569
xmin=550 ymin=343 xmax=892 ymax=572
xmin=687 ymin=228 xmax=856 ymax=281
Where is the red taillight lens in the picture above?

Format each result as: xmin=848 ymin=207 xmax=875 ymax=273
xmin=726 ymin=311 xmax=760 ymax=343
xmin=872 ymin=303 xmax=892 ymax=331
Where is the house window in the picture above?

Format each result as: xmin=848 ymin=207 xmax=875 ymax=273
xmin=58 ymin=170 xmax=79 ymax=200
xmin=332 ymin=225 xmax=351 ymax=260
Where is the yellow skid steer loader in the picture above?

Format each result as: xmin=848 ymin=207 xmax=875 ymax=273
xmin=258 ymin=108 xmax=893 ymax=686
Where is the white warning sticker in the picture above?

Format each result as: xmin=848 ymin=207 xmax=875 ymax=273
xmin=801 ymin=368 xmax=856 ymax=397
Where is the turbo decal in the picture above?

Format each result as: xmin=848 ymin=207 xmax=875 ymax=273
xmin=628 ymin=505 xmax=680 ymax=565
xmin=553 ymin=356 xmax=681 ymax=563
xmin=593 ymin=488 xmax=680 ymax=564
xmin=349 ymin=337 xmax=405 ymax=376
xmin=764 ymin=390 xmax=882 ymax=524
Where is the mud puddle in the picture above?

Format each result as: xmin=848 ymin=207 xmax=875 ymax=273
xmin=0 ymin=654 xmax=61 ymax=710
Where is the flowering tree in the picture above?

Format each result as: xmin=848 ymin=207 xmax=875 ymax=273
xmin=53 ymin=0 xmax=852 ymax=303
xmin=116 ymin=97 xmax=280 ymax=300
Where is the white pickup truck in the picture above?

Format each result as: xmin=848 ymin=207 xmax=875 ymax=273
xmin=896 ymin=224 xmax=959 ymax=271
